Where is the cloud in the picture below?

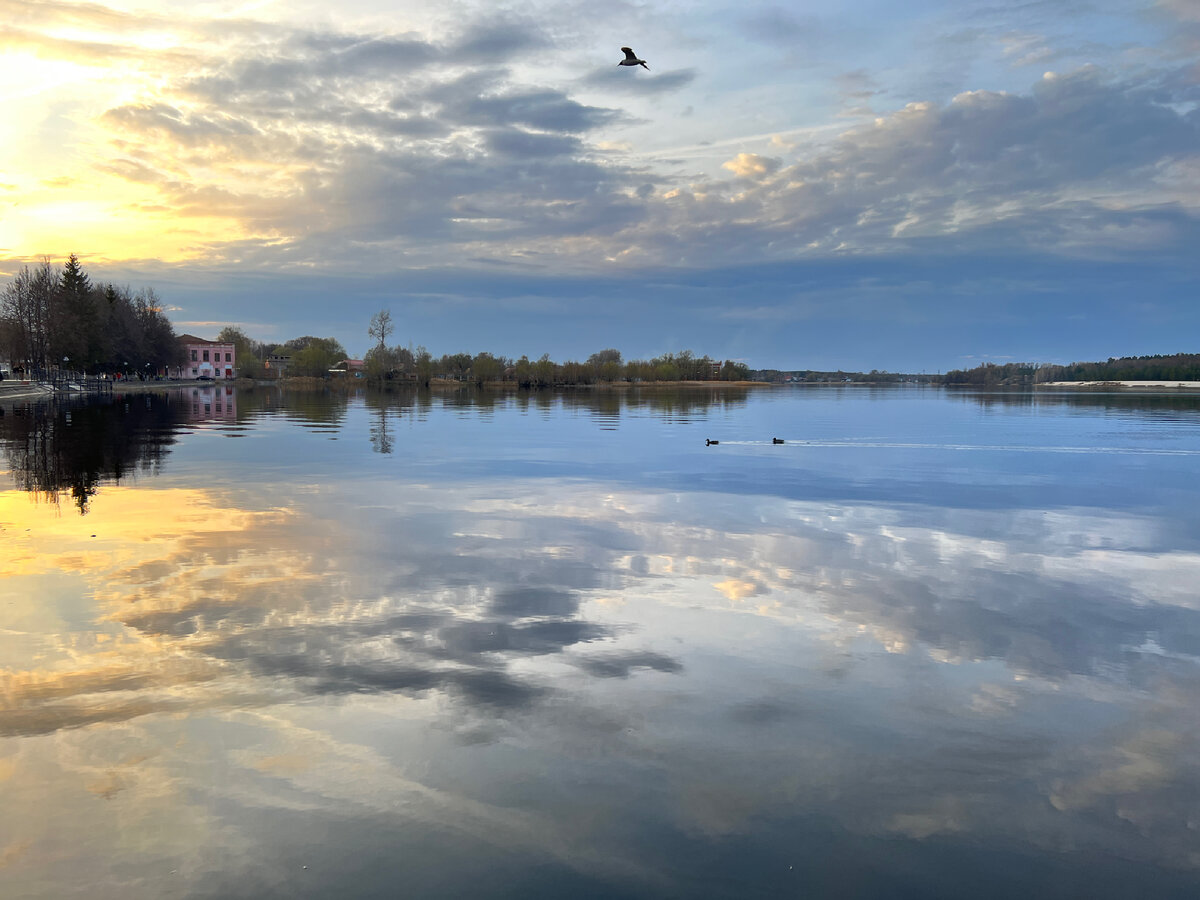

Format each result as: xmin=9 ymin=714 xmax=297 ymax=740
xmin=449 ymin=88 xmax=618 ymax=133
xmin=740 ymin=7 xmax=810 ymax=44
xmin=483 ymin=128 xmax=583 ymax=158
xmin=602 ymin=66 xmax=1200 ymax=269
xmin=9 ymin=0 xmax=1198 ymax=281
xmin=578 ymin=66 xmax=697 ymax=95
xmin=721 ymin=152 xmax=781 ymax=179
xmin=447 ymin=18 xmax=549 ymax=64
xmin=572 ymin=650 xmax=683 ymax=678
xmin=3 ymin=0 xmax=1200 ymax=372
xmin=1157 ymin=0 xmax=1200 ymax=25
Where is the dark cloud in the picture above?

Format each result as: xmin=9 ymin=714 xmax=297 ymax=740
xmin=727 ymin=698 xmax=796 ymax=726
xmin=490 ymin=587 xmax=579 ymax=618
xmin=448 ymin=19 xmax=549 ymax=63
xmin=580 ymin=66 xmax=697 ymax=95
xmin=454 ymin=90 xmax=617 ymax=133
xmin=572 ymin=651 xmax=683 ymax=678
xmin=484 ymin=128 xmax=583 ymax=158
xmin=439 ymin=620 xmax=607 ymax=655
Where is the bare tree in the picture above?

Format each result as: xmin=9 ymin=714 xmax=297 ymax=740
xmin=1 ymin=259 xmax=57 ymax=372
xmin=368 ymin=309 xmax=393 ymax=349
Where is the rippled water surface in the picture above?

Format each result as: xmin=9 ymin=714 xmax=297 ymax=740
xmin=3 ymin=384 xmax=1200 ymax=898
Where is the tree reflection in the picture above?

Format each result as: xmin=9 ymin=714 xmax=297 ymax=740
xmin=953 ymin=389 xmax=1200 ymax=418
xmin=0 ymin=394 xmax=182 ymax=513
xmin=356 ymin=384 xmax=752 ymax=433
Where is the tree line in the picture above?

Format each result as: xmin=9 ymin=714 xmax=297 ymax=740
xmin=214 ymin=327 xmax=348 ymax=379
xmin=1 ymin=255 xmax=178 ymax=377
xmin=358 ymin=308 xmax=751 ymax=386
xmin=412 ymin=348 xmax=750 ymax=387
xmin=938 ymin=354 xmax=1200 ymax=386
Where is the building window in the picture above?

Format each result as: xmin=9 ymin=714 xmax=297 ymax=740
xmin=190 ymin=349 xmax=197 ymax=361
xmin=226 ymin=352 xmax=232 ymax=362
xmin=203 ymin=350 xmax=210 ymax=362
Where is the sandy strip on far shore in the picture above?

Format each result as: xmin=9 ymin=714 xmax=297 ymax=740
xmin=1039 ymin=381 xmax=1200 ymax=389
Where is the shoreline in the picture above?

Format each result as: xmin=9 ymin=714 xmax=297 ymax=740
xmin=1037 ymin=381 xmax=1200 ymax=391
xmin=10 ymin=378 xmax=1200 ymax=402
xmin=3 ymin=377 xmax=771 ymax=402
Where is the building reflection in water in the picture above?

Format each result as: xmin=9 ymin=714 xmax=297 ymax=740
xmin=184 ymin=385 xmax=237 ymax=422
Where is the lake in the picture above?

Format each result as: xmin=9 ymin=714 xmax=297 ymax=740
xmin=3 ymin=383 xmax=1200 ymax=898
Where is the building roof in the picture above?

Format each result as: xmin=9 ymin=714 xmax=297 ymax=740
xmin=177 ymin=334 xmax=233 ymax=346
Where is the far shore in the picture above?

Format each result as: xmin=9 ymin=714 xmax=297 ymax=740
xmin=8 ymin=377 xmax=1200 ymax=403
xmin=2 ymin=376 xmax=770 ymax=402
xmin=109 ymin=376 xmax=772 ymax=391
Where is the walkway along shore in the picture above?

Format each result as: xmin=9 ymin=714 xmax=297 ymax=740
xmin=0 ymin=381 xmax=55 ymax=402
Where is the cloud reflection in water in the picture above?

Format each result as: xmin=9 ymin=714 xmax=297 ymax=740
xmin=3 ymin=406 xmax=1200 ymax=895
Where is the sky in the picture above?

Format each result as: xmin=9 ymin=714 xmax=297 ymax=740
xmin=1 ymin=0 xmax=1197 ymax=371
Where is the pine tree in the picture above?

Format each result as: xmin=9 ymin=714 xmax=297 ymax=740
xmin=55 ymin=253 xmax=99 ymax=371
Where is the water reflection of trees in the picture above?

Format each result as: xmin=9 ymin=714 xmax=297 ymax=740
xmin=234 ymin=385 xmax=352 ymax=431
xmin=579 ymin=385 xmax=751 ymax=418
xmin=0 ymin=394 xmax=181 ymax=513
xmin=950 ymin=389 xmax=1200 ymax=418
xmin=356 ymin=385 xmax=753 ymax=451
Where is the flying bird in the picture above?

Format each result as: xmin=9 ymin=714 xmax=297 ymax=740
xmin=618 ymin=47 xmax=649 ymax=70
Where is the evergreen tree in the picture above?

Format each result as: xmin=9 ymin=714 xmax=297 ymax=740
xmin=54 ymin=253 xmax=99 ymax=371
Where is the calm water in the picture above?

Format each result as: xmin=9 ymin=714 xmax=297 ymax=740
xmin=3 ymin=384 xmax=1200 ymax=898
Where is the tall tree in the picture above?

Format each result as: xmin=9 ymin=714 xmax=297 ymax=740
xmin=285 ymin=336 xmax=347 ymax=376
xmin=471 ymin=352 xmax=503 ymax=386
xmin=587 ymin=348 xmax=622 ymax=382
xmin=54 ymin=253 xmax=98 ymax=371
xmin=1 ymin=260 xmax=56 ymax=371
xmin=368 ymin=309 xmax=394 ymax=349
xmin=133 ymin=288 xmax=180 ymax=374
xmin=216 ymin=325 xmax=262 ymax=377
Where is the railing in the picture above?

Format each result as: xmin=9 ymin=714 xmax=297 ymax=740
xmin=31 ymin=369 xmax=115 ymax=395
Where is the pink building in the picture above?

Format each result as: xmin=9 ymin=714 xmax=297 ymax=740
xmin=173 ymin=334 xmax=236 ymax=380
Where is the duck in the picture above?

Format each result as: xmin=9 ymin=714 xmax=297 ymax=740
xmin=773 ymin=438 xmax=784 ymax=444
xmin=619 ymin=47 xmax=649 ymax=69
xmin=706 ymin=439 xmax=719 ymax=446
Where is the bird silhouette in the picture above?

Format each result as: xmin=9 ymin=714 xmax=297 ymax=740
xmin=619 ymin=47 xmax=649 ymax=69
